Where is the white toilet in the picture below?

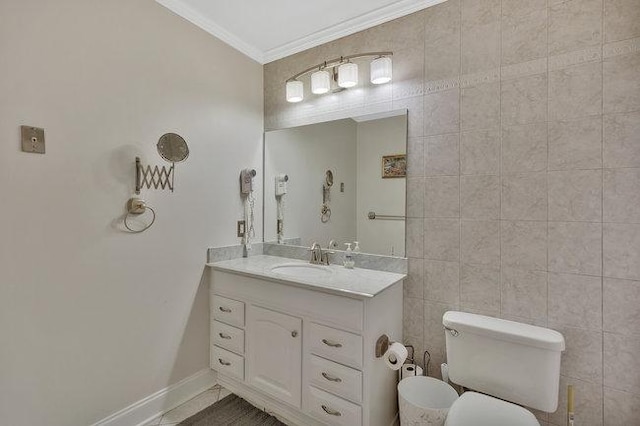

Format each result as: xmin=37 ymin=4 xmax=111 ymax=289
xmin=442 ymin=311 xmax=565 ymax=426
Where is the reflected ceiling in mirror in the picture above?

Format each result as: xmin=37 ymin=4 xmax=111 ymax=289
xmin=264 ymin=110 xmax=407 ymax=257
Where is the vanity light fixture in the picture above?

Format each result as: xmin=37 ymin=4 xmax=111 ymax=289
xmin=285 ymin=52 xmax=393 ymax=103
xmin=285 ymin=80 xmax=304 ymax=103
xmin=370 ymin=56 xmax=393 ymax=85
xmin=337 ymin=62 xmax=358 ymax=88
xmin=311 ymin=69 xmax=331 ymax=94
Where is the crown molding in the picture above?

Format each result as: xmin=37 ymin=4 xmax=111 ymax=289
xmin=263 ymin=0 xmax=445 ymax=63
xmin=156 ymin=0 xmax=445 ymax=65
xmin=155 ymin=0 xmax=265 ymax=63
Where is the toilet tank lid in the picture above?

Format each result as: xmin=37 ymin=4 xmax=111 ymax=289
xmin=443 ymin=311 xmax=565 ymax=351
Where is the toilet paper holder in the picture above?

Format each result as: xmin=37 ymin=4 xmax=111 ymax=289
xmin=375 ymin=334 xmax=392 ymax=358
xmin=375 ymin=334 xmax=414 ymax=361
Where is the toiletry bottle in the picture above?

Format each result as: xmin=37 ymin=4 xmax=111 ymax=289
xmin=353 ymin=241 xmax=360 ymax=253
xmin=344 ymin=243 xmax=354 ymax=269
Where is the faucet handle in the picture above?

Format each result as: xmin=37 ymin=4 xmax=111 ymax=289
xmin=321 ymin=250 xmax=335 ymax=265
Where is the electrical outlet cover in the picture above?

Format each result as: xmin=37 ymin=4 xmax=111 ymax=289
xmin=237 ymin=220 xmax=246 ymax=237
xmin=21 ymin=126 xmax=45 ymax=154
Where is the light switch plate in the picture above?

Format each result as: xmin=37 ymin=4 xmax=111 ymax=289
xmin=21 ymin=126 xmax=45 ymax=154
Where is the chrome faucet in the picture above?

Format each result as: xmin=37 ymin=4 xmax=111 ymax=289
xmin=308 ymin=242 xmax=334 ymax=265
xmin=309 ymin=242 xmax=322 ymax=264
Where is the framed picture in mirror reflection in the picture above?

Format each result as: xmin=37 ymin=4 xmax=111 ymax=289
xmin=382 ymin=154 xmax=406 ymax=178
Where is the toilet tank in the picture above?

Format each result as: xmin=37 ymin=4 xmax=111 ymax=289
xmin=443 ymin=311 xmax=565 ymax=412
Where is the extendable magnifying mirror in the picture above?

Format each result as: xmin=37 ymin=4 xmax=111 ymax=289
xmin=157 ymin=133 xmax=189 ymax=163
xmin=324 ymin=170 xmax=334 ymax=188
xmin=321 ymin=170 xmax=334 ymax=223
xmin=126 ymin=133 xmax=189 ymax=233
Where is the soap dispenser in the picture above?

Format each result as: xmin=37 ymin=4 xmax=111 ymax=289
xmin=344 ymin=243 xmax=355 ymax=269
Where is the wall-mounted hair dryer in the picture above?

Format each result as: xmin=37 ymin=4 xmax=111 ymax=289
xmin=275 ymin=174 xmax=289 ymax=196
xmin=240 ymin=168 xmax=256 ymax=195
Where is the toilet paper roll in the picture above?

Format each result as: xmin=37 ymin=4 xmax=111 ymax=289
xmin=383 ymin=342 xmax=408 ymax=371
xmin=400 ymin=363 xmax=424 ymax=380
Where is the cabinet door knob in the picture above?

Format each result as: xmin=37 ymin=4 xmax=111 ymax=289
xmin=219 ymin=306 xmax=232 ymax=313
xmin=291 ymin=330 xmax=298 ymax=337
xmin=321 ymin=405 xmax=342 ymax=417
xmin=322 ymin=338 xmax=342 ymax=348
xmin=219 ymin=333 xmax=232 ymax=339
xmin=321 ymin=372 xmax=342 ymax=383
xmin=218 ymin=358 xmax=231 ymax=366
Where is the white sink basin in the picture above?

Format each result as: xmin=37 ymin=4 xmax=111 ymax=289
xmin=270 ymin=263 xmax=333 ymax=279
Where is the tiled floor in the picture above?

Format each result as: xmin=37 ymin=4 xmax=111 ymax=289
xmin=146 ymin=384 xmax=233 ymax=426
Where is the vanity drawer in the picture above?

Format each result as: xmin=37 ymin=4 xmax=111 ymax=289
xmin=212 ymin=270 xmax=364 ymax=332
xmin=212 ymin=295 xmax=245 ymax=327
xmin=211 ymin=345 xmax=244 ymax=381
xmin=212 ymin=320 xmax=244 ymax=354
xmin=305 ymin=386 xmax=362 ymax=426
xmin=308 ymin=323 xmax=363 ymax=370
xmin=309 ymin=355 xmax=362 ymax=403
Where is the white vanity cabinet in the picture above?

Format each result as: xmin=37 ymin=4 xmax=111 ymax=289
xmin=246 ymin=305 xmax=302 ymax=407
xmin=208 ymin=261 xmax=403 ymax=426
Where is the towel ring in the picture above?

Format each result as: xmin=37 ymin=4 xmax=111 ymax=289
xmin=124 ymin=198 xmax=156 ymax=233
xmin=321 ymin=204 xmax=331 ymax=223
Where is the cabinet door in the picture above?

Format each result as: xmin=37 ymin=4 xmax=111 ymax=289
xmin=246 ymin=305 xmax=302 ymax=407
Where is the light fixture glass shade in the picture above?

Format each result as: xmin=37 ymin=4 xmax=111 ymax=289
xmin=311 ymin=70 xmax=331 ymax=94
xmin=370 ymin=57 xmax=393 ymax=85
xmin=338 ymin=62 xmax=358 ymax=88
xmin=285 ymin=80 xmax=303 ymax=102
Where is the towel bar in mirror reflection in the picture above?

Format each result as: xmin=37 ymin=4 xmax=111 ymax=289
xmin=367 ymin=211 xmax=406 ymax=221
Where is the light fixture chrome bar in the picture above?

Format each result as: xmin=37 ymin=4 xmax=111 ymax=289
xmin=286 ymin=51 xmax=393 ymax=82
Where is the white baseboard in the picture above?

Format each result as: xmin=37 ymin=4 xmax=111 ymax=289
xmin=91 ymin=368 xmax=217 ymax=426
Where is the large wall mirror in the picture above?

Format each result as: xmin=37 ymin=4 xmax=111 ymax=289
xmin=264 ymin=110 xmax=407 ymax=257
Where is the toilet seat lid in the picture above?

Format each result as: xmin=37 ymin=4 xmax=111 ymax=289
xmin=444 ymin=392 xmax=540 ymax=426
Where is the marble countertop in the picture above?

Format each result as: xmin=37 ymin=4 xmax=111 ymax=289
xmin=207 ymin=255 xmax=406 ymax=299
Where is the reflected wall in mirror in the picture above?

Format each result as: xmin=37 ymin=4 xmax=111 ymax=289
xmin=264 ymin=110 xmax=407 ymax=257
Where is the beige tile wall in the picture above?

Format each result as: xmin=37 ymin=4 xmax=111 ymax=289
xmin=264 ymin=0 xmax=640 ymax=424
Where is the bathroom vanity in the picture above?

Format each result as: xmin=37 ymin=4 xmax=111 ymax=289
xmin=207 ymin=255 xmax=404 ymax=426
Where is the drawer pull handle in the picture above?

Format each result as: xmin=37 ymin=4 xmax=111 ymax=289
xmin=291 ymin=330 xmax=298 ymax=338
xmin=322 ymin=339 xmax=343 ymax=348
xmin=321 ymin=405 xmax=342 ymax=417
xmin=218 ymin=358 xmax=231 ymax=366
xmin=322 ymin=372 xmax=342 ymax=383
xmin=219 ymin=306 xmax=232 ymax=313
xmin=219 ymin=333 xmax=232 ymax=339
